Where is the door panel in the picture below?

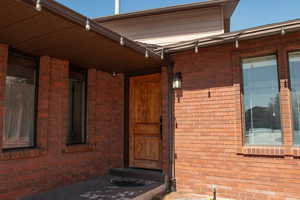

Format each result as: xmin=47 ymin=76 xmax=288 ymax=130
xmin=129 ymin=73 xmax=162 ymax=169
xmin=134 ymin=135 xmax=160 ymax=161
xmin=134 ymin=123 xmax=160 ymax=135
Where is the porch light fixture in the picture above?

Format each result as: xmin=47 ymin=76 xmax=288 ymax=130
xmin=35 ymin=0 xmax=42 ymax=11
xmin=281 ymin=27 xmax=286 ymax=35
xmin=85 ymin=19 xmax=91 ymax=31
xmin=120 ymin=36 xmax=125 ymax=46
xmin=195 ymin=42 xmax=199 ymax=53
xmin=173 ymin=72 xmax=182 ymax=89
xmin=161 ymin=49 xmax=164 ymax=60
xmin=145 ymin=49 xmax=149 ymax=58
xmin=235 ymin=39 xmax=239 ymax=48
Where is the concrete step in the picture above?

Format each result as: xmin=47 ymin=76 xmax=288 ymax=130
xmin=109 ymin=168 xmax=165 ymax=183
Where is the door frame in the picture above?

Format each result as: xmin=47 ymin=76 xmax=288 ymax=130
xmin=123 ymin=69 xmax=161 ymax=169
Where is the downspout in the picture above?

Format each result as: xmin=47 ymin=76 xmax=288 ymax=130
xmin=167 ymin=59 xmax=176 ymax=192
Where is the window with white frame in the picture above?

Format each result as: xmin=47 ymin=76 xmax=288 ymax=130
xmin=288 ymin=51 xmax=300 ymax=146
xmin=241 ymin=55 xmax=282 ymax=146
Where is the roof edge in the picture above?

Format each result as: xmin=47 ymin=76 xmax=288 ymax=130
xmin=156 ymin=18 xmax=300 ymax=54
xmin=94 ymin=0 xmax=238 ymax=23
xmin=225 ymin=0 xmax=239 ymax=18
xmin=19 ymin=0 xmax=163 ymax=62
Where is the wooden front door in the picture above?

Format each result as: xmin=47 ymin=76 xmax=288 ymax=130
xmin=129 ymin=73 xmax=162 ymax=169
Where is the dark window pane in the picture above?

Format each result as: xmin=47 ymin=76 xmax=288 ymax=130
xmin=288 ymin=51 xmax=300 ymax=146
xmin=68 ymin=70 xmax=86 ymax=145
xmin=3 ymin=54 xmax=37 ymax=149
xmin=242 ymin=55 xmax=282 ymax=145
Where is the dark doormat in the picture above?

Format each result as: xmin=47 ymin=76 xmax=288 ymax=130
xmin=110 ymin=177 xmax=146 ymax=187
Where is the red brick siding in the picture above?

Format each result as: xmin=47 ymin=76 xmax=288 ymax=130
xmin=0 ymin=46 xmax=124 ymax=200
xmin=95 ymin=71 xmax=124 ymax=169
xmin=172 ymin=31 xmax=300 ymax=200
xmin=37 ymin=56 xmax=50 ymax=150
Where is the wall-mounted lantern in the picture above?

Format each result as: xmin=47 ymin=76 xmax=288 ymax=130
xmin=35 ymin=0 xmax=42 ymax=11
xmin=173 ymin=72 xmax=182 ymax=89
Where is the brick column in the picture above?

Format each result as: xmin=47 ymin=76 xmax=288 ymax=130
xmin=96 ymin=71 xmax=124 ymax=170
xmin=278 ymin=45 xmax=293 ymax=155
xmin=48 ymin=58 xmax=69 ymax=154
xmin=87 ymin=68 xmax=97 ymax=145
xmin=37 ymin=56 xmax=51 ymax=151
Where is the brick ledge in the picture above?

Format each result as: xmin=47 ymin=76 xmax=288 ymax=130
xmin=0 ymin=148 xmax=44 ymax=160
xmin=292 ymin=147 xmax=300 ymax=157
xmin=62 ymin=143 xmax=97 ymax=153
xmin=237 ymin=146 xmax=285 ymax=157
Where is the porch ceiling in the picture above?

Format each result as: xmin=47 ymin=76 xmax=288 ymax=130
xmin=0 ymin=0 xmax=164 ymax=73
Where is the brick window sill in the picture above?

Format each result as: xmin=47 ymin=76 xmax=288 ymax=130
xmin=237 ymin=146 xmax=285 ymax=157
xmin=292 ymin=147 xmax=300 ymax=157
xmin=0 ymin=148 xmax=44 ymax=160
xmin=62 ymin=143 xmax=96 ymax=153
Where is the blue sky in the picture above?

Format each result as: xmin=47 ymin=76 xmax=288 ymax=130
xmin=56 ymin=0 xmax=300 ymax=31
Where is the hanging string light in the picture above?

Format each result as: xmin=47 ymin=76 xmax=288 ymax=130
xmin=145 ymin=49 xmax=149 ymax=58
xmin=120 ymin=36 xmax=125 ymax=46
xmin=235 ymin=39 xmax=239 ymax=48
xmin=35 ymin=0 xmax=42 ymax=11
xmin=85 ymin=19 xmax=91 ymax=31
xmin=195 ymin=42 xmax=199 ymax=53
xmin=281 ymin=27 xmax=286 ymax=35
xmin=161 ymin=49 xmax=164 ymax=60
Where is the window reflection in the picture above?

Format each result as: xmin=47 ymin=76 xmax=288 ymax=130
xmin=288 ymin=51 xmax=300 ymax=146
xmin=68 ymin=70 xmax=86 ymax=145
xmin=242 ymin=55 xmax=282 ymax=145
xmin=3 ymin=54 xmax=37 ymax=149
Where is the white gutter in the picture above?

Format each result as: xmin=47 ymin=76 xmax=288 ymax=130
xmin=158 ymin=19 xmax=300 ymax=54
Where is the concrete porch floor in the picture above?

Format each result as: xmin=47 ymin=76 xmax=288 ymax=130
xmin=21 ymin=175 xmax=165 ymax=200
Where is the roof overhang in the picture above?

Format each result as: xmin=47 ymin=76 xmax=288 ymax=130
xmin=0 ymin=0 xmax=164 ymax=73
xmin=94 ymin=0 xmax=239 ymax=23
xmin=156 ymin=18 xmax=300 ymax=54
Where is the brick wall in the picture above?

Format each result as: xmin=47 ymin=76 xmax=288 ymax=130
xmin=0 ymin=45 xmax=124 ymax=200
xmin=172 ymin=31 xmax=300 ymax=200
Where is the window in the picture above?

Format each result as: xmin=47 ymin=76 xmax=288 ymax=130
xmin=242 ymin=55 xmax=282 ymax=146
xmin=3 ymin=53 xmax=38 ymax=149
xmin=288 ymin=51 xmax=300 ymax=146
xmin=68 ymin=69 xmax=86 ymax=145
